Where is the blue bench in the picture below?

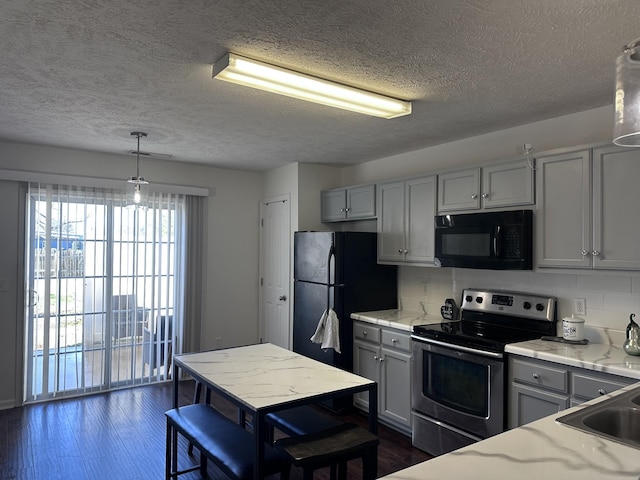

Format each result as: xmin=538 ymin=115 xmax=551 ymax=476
xmin=165 ymin=404 xmax=290 ymax=480
xmin=265 ymin=405 xmax=343 ymax=441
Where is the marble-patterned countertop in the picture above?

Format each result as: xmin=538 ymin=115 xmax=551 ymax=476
xmin=373 ymin=325 xmax=640 ymax=479
xmin=380 ymin=381 xmax=640 ymax=479
xmin=505 ymin=338 xmax=640 ymax=380
xmin=350 ymin=309 xmax=444 ymax=332
xmin=173 ymin=343 xmax=374 ymax=410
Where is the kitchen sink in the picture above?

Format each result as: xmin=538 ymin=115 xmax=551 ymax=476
xmin=556 ymin=385 xmax=640 ymax=449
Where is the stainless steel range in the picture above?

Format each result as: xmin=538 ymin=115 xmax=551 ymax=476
xmin=411 ymin=288 xmax=556 ymax=456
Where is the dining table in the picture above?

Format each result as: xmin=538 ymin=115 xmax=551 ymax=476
xmin=172 ymin=342 xmax=378 ymax=479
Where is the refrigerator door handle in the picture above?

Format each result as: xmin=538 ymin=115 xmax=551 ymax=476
xmin=327 ymin=245 xmax=335 ymax=310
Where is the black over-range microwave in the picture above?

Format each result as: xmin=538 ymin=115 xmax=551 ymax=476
xmin=434 ymin=210 xmax=533 ymax=270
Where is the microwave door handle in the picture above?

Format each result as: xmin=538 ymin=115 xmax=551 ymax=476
xmin=494 ymin=226 xmax=501 ymax=258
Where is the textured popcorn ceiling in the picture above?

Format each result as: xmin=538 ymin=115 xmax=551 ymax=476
xmin=1 ymin=0 xmax=639 ymax=171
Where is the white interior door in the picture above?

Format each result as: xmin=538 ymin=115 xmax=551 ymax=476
xmin=259 ymin=196 xmax=291 ymax=349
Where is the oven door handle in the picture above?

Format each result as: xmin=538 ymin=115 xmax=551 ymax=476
xmin=411 ymin=335 xmax=504 ymax=359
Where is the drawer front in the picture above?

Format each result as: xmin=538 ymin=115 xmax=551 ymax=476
xmin=511 ymin=358 xmax=569 ymax=394
xmin=572 ymin=373 xmax=634 ymax=400
xmin=381 ymin=329 xmax=411 ymax=352
xmin=354 ymin=322 xmax=381 ymax=343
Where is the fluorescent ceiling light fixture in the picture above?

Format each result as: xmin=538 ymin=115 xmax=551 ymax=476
xmin=614 ymin=38 xmax=640 ymax=147
xmin=212 ymin=52 xmax=412 ymax=119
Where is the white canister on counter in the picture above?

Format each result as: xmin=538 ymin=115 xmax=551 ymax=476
xmin=562 ymin=315 xmax=585 ymax=341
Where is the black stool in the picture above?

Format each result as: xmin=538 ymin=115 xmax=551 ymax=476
xmin=274 ymin=423 xmax=379 ymax=480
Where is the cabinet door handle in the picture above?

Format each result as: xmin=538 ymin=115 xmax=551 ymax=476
xmin=532 ymin=373 xmax=540 ymax=379
xmin=598 ymin=388 xmax=607 ymax=395
xmin=398 ymin=249 xmax=403 ymax=254
xmin=340 ymin=208 xmax=345 ymax=212
xmin=482 ymin=193 xmax=489 ymax=199
xmin=592 ymin=250 xmax=601 ymax=258
xmin=362 ymin=331 xmax=367 ymax=336
xmin=379 ymin=357 xmax=384 ymax=363
xmin=373 ymin=355 xmax=378 ymax=361
xmin=345 ymin=207 xmax=351 ymax=212
xmin=581 ymin=250 xmax=590 ymax=257
xmin=471 ymin=194 xmax=478 ymax=199
xmin=391 ymin=338 xmax=397 ymax=343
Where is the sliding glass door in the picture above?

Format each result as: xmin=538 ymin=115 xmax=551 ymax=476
xmin=24 ymin=184 xmax=184 ymax=402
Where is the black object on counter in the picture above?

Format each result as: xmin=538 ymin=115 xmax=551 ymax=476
xmin=440 ymin=298 xmax=459 ymax=320
xmin=541 ymin=335 xmax=589 ymax=345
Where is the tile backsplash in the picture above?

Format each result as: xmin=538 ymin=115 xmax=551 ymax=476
xmin=398 ymin=266 xmax=640 ymax=342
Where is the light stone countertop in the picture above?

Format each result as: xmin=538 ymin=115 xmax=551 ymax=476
xmin=350 ymin=309 xmax=445 ymax=332
xmin=505 ymin=338 xmax=640 ymax=380
xmin=380 ymin=381 xmax=640 ymax=480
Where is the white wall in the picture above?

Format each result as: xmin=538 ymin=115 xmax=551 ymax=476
xmin=341 ymin=106 xmax=614 ymax=184
xmin=0 ymin=141 xmax=262 ymax=407
xmin=297 ymin=163 xmax=342 ymax=231
xmin=340 ymin=105 xmax=639 ymax=340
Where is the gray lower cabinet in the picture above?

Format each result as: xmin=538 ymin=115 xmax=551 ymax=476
xmin=508 ymin=355 xmax=635 ymax=429
xmin=353 ymin=321 xmax=412 ymax=435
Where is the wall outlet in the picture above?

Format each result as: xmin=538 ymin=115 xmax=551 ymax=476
xmin=573 ymin=298 xmax=586 ymax=316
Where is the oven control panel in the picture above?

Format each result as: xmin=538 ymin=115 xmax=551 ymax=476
xmin=461 ymin=288 xmax=556 ymax=321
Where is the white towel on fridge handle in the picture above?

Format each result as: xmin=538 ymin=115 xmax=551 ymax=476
xmin=310 ymin=308 xmax=341 ymax=353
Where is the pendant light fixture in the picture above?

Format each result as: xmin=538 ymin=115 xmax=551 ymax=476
xmin=126 ymin=131 xmax=149 ymax=207
xmin=613 ymin=38 xmax=640 ymax=147
xmin=212 ymin=52 xmax=412 ymax=119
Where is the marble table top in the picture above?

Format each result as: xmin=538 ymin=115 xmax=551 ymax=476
xmin=350 ymin=309 xmax=445 ymax=332
xmin=173 ymin=343 xmax=374 ymax=411
xmin=380 ymin=381 xmax=640 ymax=480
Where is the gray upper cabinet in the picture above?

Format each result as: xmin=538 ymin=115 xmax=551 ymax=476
xmin=482 ymin=161 xmax=535 ymax=209
xmin=537 ymin=145 xmax=640 ymax=270
xmin=321 ymin=184 xmax=375 ymax=222
xmin=377 ymin=175 xmax=436 ymax=265
xmin=536 ymin=149 xmax=592 ymax=268
xmin=592 ymin=145 xmax=640 ymax=270
xmin=437 ymin=168 xmax=481 ymax=211
xmin=438 ymin=160 xmax=534 ymax=213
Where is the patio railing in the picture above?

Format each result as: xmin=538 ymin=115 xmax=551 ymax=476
xmin=34 ymin=248 xmax=84 ymax=278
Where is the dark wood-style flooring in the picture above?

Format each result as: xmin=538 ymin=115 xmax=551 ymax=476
xmin=0 ymin=381 xmax=431 ymax=480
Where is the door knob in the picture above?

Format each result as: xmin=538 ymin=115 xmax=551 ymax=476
xmin=279 ymin=295 xmax=287 ymax=301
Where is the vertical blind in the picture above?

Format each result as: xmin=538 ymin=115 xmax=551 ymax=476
xmin=24 ymin=183 xmax=186 ymax=402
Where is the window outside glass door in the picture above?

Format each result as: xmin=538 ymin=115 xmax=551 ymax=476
xmin=24 ymin=184 xmax=184 ymax=402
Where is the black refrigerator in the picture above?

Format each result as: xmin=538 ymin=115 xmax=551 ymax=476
xmin=293 ymin=231 xmax=397 ymax=411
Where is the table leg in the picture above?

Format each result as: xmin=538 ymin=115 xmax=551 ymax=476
xmin=253 ymin=412 xmax=266 ymax=479
xmin=368 ymin=383 xmax=378 ymax=434
xmin=368 ymin=382 xmax=378 ymax=479
xmin=173 ymin=363 xmax=179 ymax=408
